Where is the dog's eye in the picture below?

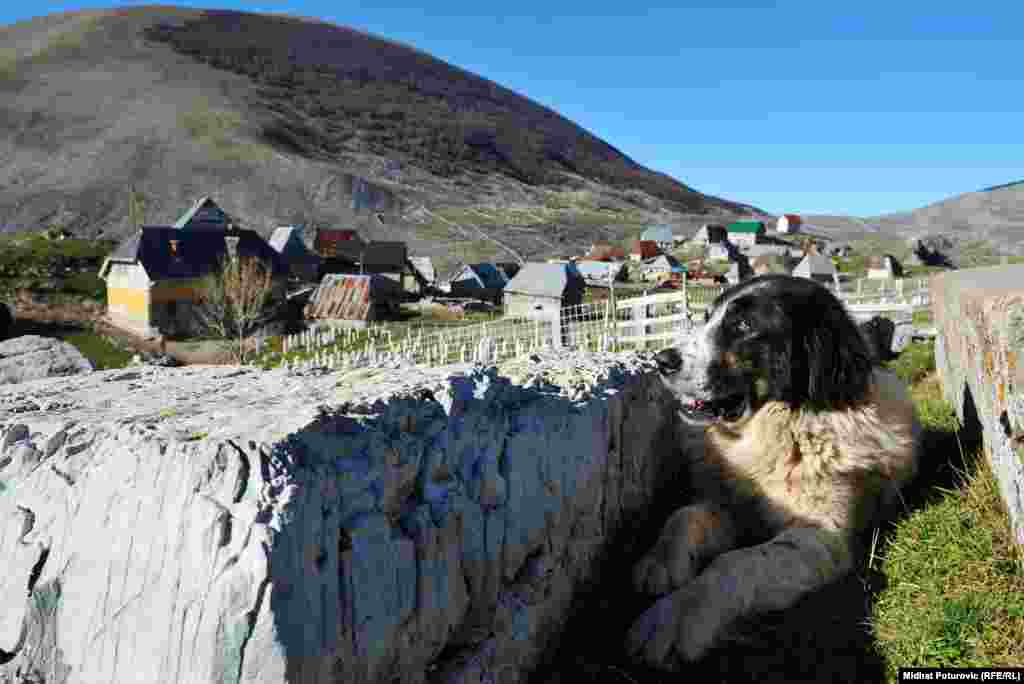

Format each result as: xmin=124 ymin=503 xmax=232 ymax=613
xmin=735 ymin=319 xmax=751 ymax=334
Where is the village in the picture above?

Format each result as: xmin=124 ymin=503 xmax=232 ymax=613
xmin=79 ymin=196 xmax=939 ymax=374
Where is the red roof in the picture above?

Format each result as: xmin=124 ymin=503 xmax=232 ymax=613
xmin=586 ymin=245 xmax=626 ymax=261
xmin=631 ymin=240 xmax=660 ymax=259
xmin=783 ymin=213 xmax=802 ymax=223
xmin=315 ymin=229 xmax=362 ymax=257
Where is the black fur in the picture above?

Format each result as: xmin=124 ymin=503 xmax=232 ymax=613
xmin=705 ymin=275 xmax=874 ymax=409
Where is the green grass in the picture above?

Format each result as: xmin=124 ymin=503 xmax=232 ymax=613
xmin=178 ymin=95 xmax=271 ymax=164
xmin=61 ymin=329 xmax=135 ymax=370
xmin=870 ymin=344 xmax=1024 ymax=678
xmin=883 ymin=339 xmax=936 ymax=385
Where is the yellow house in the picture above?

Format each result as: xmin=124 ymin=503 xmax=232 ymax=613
xmin=100 ymin=226 xmax=288 ymax=338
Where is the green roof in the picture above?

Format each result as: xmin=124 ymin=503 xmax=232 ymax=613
xmin=726 ymin=221 xmax=765 ymax=234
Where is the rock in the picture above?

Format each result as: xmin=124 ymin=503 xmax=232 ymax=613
xmin=0 ymin=303 xmax=12 ymax=341
xmin=0 ymin=351 xmax=681 ymax=683
xmin=0 ymin=335 xmax=93 ymax=385
xmin=129 ymin=351 xmax=180 ymax=368
xmin=910 ymin=234 xmax=959 ymax=269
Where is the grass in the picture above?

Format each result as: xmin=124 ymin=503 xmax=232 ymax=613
xmin=871 ymin=370 xmax=1024 ymax=675
xmin=7 ymin=317 xmax=136 ymax=370
xmin=178 ymin=95 xmax=271 ymax=164
xmin=529 ymin=338 xmax=1022 ymax=684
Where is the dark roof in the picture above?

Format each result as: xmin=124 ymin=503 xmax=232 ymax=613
xmin=173 ymin=197 xmax=234 ymax=230
xmin=106 ymin=226 xmax=287 ymax=280
xmin=330 ymin=240 xmax=407 ymax=270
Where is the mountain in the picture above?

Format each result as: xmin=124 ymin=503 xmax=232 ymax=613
xmin=0 ymin=6 xmax=762 ymax=275
xmin=801 ymin=182 xmax=1024 ymax=261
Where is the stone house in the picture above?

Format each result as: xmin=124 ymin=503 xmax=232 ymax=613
xmin=504 ymin=262 xmax=585 ymax=321
xmin=792 ymin=253 xmax=839 ymax=288
xmin=725 ymin=221 xmax=767 ymax=247
xmin=100 ymin=226 xmax=288 ymax=338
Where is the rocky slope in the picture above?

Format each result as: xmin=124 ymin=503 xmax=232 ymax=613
xmin=0 ymin=7 xmax=762 ymax=276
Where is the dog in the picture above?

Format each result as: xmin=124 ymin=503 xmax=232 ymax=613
xmin=626 ymin=274 xmax=921 ymax=668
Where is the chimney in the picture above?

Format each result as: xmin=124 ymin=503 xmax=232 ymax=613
xmin=169 ymin=239 xmax=179 ymax=256
xmin=225 ymin=236 xmax=240 ymax=261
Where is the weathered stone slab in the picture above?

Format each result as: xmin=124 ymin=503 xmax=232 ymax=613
xmin=0 ymin=349 xmax=681 ymax=683
xmin=0 ymin=335 xmax=93 ymax=386
xmin=930 ymin=265 xmax=1024 ymax=546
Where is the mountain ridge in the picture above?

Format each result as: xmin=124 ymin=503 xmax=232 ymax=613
xmin=0 ymin=6 xmax=762 ymax=275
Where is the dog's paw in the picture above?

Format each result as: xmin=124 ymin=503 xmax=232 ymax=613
xmin=625 ymin=584 xmax=725 ymax=668
xmin=632 ymin=541 xmax=696 ymax=596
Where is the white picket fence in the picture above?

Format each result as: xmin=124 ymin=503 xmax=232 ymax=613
xmin=265 ymin=276 xmax=934 ymax=372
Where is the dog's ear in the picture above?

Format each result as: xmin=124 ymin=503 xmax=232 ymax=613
xmin=802 ymin=289 xmax=874 ymax=405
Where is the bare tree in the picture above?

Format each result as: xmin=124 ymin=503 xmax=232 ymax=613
xmin=193 ymin=252 xmax=281 ymax=363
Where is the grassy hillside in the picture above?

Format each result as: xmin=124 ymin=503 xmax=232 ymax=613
xmin=0 ymin=6 xmax=761 ymax=278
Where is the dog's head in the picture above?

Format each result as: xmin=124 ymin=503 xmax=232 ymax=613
xmin=655 ymin=274 xmax=874 ymax=426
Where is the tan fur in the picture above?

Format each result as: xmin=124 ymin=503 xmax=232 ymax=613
xmin=627 ymin=367 xmax=921 ymax=667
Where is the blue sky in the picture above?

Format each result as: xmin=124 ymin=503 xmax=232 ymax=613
xmin=3 ymin=1 xmax=1021 ymax=216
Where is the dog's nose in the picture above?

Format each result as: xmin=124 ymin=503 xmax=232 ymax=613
xmin=654 ymin=348 xmax=683 ymax=374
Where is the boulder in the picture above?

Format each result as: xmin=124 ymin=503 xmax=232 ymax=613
xmin=129 ymin=351 xmax=180 ymax=367
xmin=0 ymin=350 xmax=683 ymax=683
xmin=0 ymin=335 xmax=93 ymax=385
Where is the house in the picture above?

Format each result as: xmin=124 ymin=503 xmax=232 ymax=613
xmin=320 ymin=241 xmax=408 ymax=284
xmin=827 ymin=242 xmax=854 ymax=258
xmin=640 ymin=225 xmax=674 ymax=250
xmin=750 ymin=254 xmax=796 ymax=276
xmin=303 ymin=273 xmax=404 ymax=326
xmin=269 ymin=226 xmax=320 ymax=283
xmin=100 ymin=226 xmax=288 ymax=338
xmin=446 ymin=262 xmax=510 ymax=303
xmin=725 ymin=220 xmax=767 ymax=247
xmin=776 ymin=213 xmax=803 ymax=234
xmin=574 ymin=259 xmax=628 ymax=287
xmin=742 ymin=244 xmax=795 ymax=259
xmin=173 ymin=196 xmax=235 ymax=231
xmin=504 ymin=262 xmax=585 ymax=321
xmin=496 ymin=262 xmax=522 ymax=281
xmin=639 ymin=254 xmax=684 ymax=282
xmin=585 ymin=243 xmax=627 ymax=261
xmin=408 ymin=256 xmax=436 ymax=289
xmin=707 ymin=243 xmax=732 ymax=262
xmin=630 ymin=240 xmax=660 ymax=262
xmin=314 ymin=228 xmax=363 ymax=258
xmin=691 ymin=224 xmax=728 ymax=246
xmin=792 ymin=253 xmax=839 ymax=288
xmin=865 ymin=254 xmax=904 ymax=279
